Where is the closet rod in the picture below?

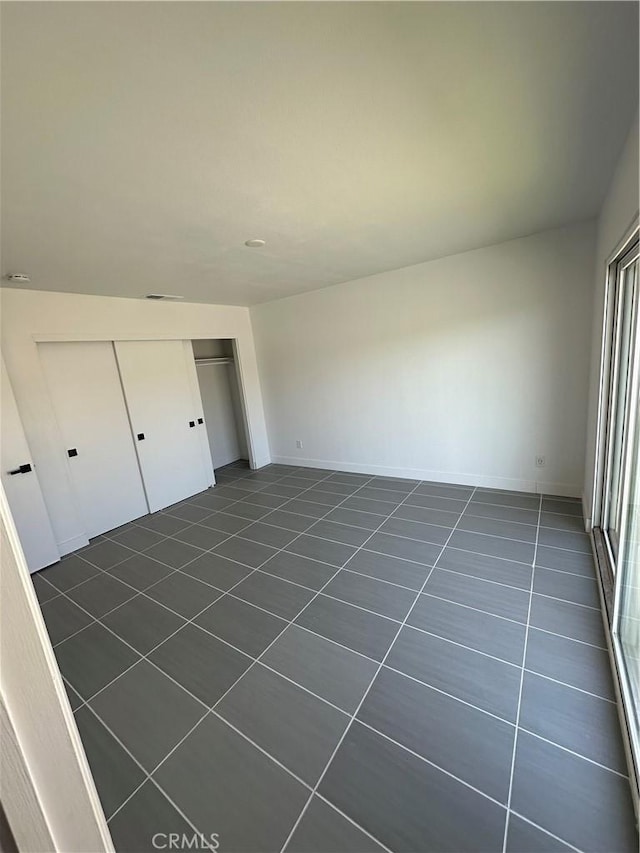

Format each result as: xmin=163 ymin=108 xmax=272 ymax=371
xmin=194 ymin=356 xmax=234 ymax=366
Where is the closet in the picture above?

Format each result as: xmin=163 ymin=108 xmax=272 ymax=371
xmin=40 ymin=342 xmax=149 ymax=538
xmin=39 ymin=339 xmax=216 ymax=541
xmin=192 ymin=339 xmax=248 ymax=469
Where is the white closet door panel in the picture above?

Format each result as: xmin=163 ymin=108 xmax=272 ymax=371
xmin=114 ymin=340 xmax=209 ymax=512
xmin=1 ymin=358 xmax=59 ymax=572
xmin=40 ymin=342 xmax=148 ymax=538
xmin=183 ymin=342 xmax=215 ymax=486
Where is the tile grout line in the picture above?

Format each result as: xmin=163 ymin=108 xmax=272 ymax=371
xmin=49 ymin=554 xmax=227 ymax=649
xmin=50 ymin=465 xmax=368 ymax=644
xmin=37 ymin=467 xmax=612 ymax=852
xmin=514 ymin=727 xmax=628 ymax=778
xmin=307 ymin=791 xmax=396 ymax=853
xmin=44 ymin=495 xmax=597 ymax=603
xmin=212 ymin=499 xmax=591 ymax=556
xmin=354 ymin=717 xmax=507 ymax=808
xmin=246 ymin=498 xmax=582 ymax=541
xmin=41 ymin=547 xmax=606 ymax=661
xmin=47 ymin=485 xmax=617 ymax=727
xmin=44 ymin=550 xmax=616 ymax=719
xmin=65 ymin=483 xmax=367 ymax=710
xmin=93 ymin=620 xmax=627 ymax=848
xmin=48 ymin=469 xmax=344 ymax=709
xmin=216 ymin=644 xmax=634 ymax=783
xmin=507 ymin=810 xmax=583 ymax=853
xmin=76 ymin=467 xmax=585 ymax=546
xmin=96 ymin=461 xmax=325 ymax=551
xmin=47 ymin=526 xmax=600 ymax=613
xmin=502 ymin=492 xmax=542 ymax=853
xmin=192 ymin=476 xmax=588 ymax=547
xmin=277 ymin=484 xmax=480 ymax=853
xmin=101 ymin=462 xmax=321 ymax=552
xmin=86 ymin=470 xmax=366 ymax=825
xmin=518 ymin=669 xmax=617 ymax=704
xmin=103 ymin=694 xmax=395 ymax=853
xmin=129 ymin=471 xmax=412 ymax=852
xmin=260 ymin=484 xmax=582 ymax=519
xmin=108 ymin=471 xmax=410 ymax=850
xmin=71 ymin=472 xmax=383 ymax=824
xmin=53 ymin=578 xmax=233 ymax=712
xmin=79 ymin=701 xmax=217 ymax=851
xmin=57 ymin=477 xmax=621 ymax=853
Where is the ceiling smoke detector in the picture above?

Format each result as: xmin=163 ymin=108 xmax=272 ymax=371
xmin=145 ymin=294 xmax=184 ymax=300
xmin=6 ymin=273 xmax=31 ymax=283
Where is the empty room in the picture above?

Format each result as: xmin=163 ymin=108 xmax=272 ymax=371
xmin=1 ymin=2 xmax=639 ymax=852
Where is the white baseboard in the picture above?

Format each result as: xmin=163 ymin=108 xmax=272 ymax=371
xmin=582 ymin=494 xmax=592 ymax=533
xmin=270 ymin=455 xmax=581 ymax=498
xmin=57 ymin=534 xmax=89 ymax=558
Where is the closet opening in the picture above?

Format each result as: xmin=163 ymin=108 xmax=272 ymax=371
xmin=192 ymin=339 xmax=250 ymax=474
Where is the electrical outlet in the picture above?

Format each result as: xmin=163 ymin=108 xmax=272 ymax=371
xmin=535 ymin=455 xmax=546 ymax=468
xmin=296 ymin=440 xmax=303 ymax=449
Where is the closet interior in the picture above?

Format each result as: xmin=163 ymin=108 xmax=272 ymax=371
xmin=192 ymin=339 xmax=249 ymax=470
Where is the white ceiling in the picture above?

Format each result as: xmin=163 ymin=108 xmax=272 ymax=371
xmin=1 ymin=2 xmax=638 ymax=306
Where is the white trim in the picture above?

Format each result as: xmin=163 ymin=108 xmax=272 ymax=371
xmin=581 ymin=494 xmax=592 ymax=533
xmin=231 ymin=339 xmax=261 ymax=469
xmin=271 ymin=455 xmax=581 ymax=497
xmin=589 ymin=219 xmax=640 ymax=818
xmin=607 ymin=251 xmax=640 ymax=815
xmin=611 ymin=632 xmax=640 ymax=818
xmin=600 ymin=242 xmax=640 ymax=546
xmin=31 ymin=332 xmax=243 ymax=343
xmin=0 ymin=698 xmax=56 ymax=853
xmin=610 ymin=254 xmax=640 ymax=621
xmin=0 ymin=485 xmax=113 ymax=851
xmin=590 ymin=218 xmax=640 ymax=529
xmin=591 ymin=535 xmax=640 ymax=821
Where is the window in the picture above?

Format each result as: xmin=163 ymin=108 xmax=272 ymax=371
xmin=596 ymin=228 xmax=640 ymax=780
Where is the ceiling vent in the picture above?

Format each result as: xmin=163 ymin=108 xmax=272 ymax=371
xmin=145 ymin=293 xmax=184 ymax=300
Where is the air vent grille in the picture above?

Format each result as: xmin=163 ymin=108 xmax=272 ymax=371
xmin=145 ymin=294 xmax=184 ymax=300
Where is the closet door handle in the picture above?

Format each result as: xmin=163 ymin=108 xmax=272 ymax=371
xmin=8 ymin=463 xmax=32 ymax=475
xmin=137 ymin=433 xmax=145 ymax=441
xmin=189 ymin=421 xmax=195 ymax=428
xmin=197 ymin=418 xmax=204 ymax=425
xmin=67 ymin=448 xmax=78 ymax=458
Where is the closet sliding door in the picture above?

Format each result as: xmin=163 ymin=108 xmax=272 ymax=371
xmin=115 ymin=340 xmax=212 ymax=512
xmin=40 ymin=342 xmax=148 ymax=538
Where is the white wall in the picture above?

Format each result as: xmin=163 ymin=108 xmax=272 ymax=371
xmin=583 ymin=114 xmax=640 ymax=526
xmin=252 ymin=221 xmax=596 ymax=496
xmin=0 ymin=289 xmax=270 ymax=555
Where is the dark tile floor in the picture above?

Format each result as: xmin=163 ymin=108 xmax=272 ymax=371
xmin=33 ymin=463 xmax=638 ymax=853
